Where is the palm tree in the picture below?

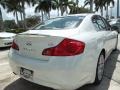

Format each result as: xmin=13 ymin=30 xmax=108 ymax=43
xmin=0 ymin=0 xmax=8 ymax=31
xmin=59 ymin=0 xmax=64 ymax=16
xmin=105 ymin=0 xmax=114 ymax=19
xmin=62 ymin=0 xmax=75 ymax=14
xmin=45 ymin=0 xmax=52 ymax=19
xmin=35 ymin=0 xmax=43 ymax=22
xmin=84 ymin=0 xmax=93 ymax=12
xmin=6 ymin=0 xmax=22 ymax=27
xmin=17 ymin=0 xmax=32 ymax=29
xmin=52 ymin=0 xmax=75 ymax=16
xmin=59 ymin=0 xmax=75 ymax=16
xmin=52 ymin=0 xmax=60 ymax=16
xmin=35 ymin=0 xmax=52 ymax=22
xmin=69 ymin=3 xmax=78 ymax=14
xmin=94 ymin=0 xmax=106 ymax=16
xmin=52 ymin=0 xmax=75 ymax=15
xmin=76 ymin=0 xmax=79 ymax=7
xmin=76 ymin=0 xmax=79 ymax=13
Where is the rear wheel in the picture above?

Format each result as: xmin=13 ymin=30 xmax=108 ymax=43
xmin=94 ymin=52 xmax=105 ymax=85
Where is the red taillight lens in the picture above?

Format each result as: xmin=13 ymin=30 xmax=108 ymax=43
xmin=11 ymin=40 xmax=19 ymax=50
xmin=42 ymin=38 xmax=85 ymax=56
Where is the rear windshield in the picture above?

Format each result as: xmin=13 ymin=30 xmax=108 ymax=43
xmin=33 ymin=16 xmax=85 ymax=30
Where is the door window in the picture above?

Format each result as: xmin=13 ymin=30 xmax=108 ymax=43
xmin=92 ymin=16 xmax=106 ymax=31
xmin=101 ymin=17 xmax=111 ymax=31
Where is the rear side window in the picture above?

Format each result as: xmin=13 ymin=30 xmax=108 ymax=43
xmin=101 ymin=17 xmax=111 ymax=30
xmin=92 ymin=16 xmax=106 ymax=31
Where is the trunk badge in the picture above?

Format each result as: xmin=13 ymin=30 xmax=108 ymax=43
xmin=26 ymin=42 xmax=32 ymax=46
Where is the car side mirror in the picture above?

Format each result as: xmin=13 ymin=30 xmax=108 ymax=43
xmin=111 ymin=26 xmax=119 ymax=33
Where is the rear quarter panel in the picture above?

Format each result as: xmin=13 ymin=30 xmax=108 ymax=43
xmin=69 ymin=31 xmax=106 ymax=83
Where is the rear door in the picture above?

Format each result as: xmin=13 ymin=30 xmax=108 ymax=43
xmin=92 ymin=16 xmax=116 ymax=55
xmin=101 ymin=17 xmax=117 ymax=50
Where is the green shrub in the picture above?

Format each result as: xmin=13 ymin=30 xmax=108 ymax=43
xmin=6 ymin=28 xmax=27 ymax=34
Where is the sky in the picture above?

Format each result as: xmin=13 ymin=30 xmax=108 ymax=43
xmin=1 ymin=0 xmax=120 ymax=21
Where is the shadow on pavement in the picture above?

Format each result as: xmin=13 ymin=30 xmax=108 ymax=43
xmin=3 ymin=50 xmax=120 ymax=90
xmin=4 ymin=78 xmax=53 ymax=90
xmin=0 ymin=47 xmax=10 ymax=51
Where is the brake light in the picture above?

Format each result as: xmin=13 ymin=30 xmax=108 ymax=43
xmin=11 ymin=40 xmax=19 ymax=50
xmin=42 ymin=38 xmax=85 ymax=56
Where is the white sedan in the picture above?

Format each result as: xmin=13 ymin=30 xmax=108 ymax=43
xmin=0 ymin=32 xmax=16 ymax=47
xmin=9 ymin=14 xmax=118 ymax=90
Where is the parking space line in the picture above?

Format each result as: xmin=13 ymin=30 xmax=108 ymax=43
xmin=104 ymin=74 xmax=120 ymax=85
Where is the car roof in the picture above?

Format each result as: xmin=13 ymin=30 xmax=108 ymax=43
xmin=49 ymin=13 xmax=98 ymax=20
xmin=68 ymin=13 xmax=95 ymax=17
xmin=110 ymin=18 xmax=120 ymax=21
xmin=110 ymin=19 xmax=117 ymax=21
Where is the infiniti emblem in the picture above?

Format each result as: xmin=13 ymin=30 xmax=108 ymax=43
xmin=26 ymin=42 xmax=32 ymax=46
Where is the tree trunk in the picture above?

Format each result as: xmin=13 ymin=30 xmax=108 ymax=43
xmin=0 ymin=8 xmax=4 ymax=31
xmin=57 ymin=8 xmax=59 ymax=16
xmin=19 ymin=2 xmax=23 ymax=21
xmin=41 ymin=10 xmax=44 ymax=22
xmin=20 ymin=12 xmax=23 ymax=21
xmin=22 ymin=1 xmax=27 ymax=30
xmin=60 ymin=0 xmax=64 ymax=16
xmin=110 ymin=7 xmax=113 ymax=19
xmin=76 ymin=0 xmax=79 ymax=13
xmin=48 ymin=11 xmax=50 ymax=19
xmin=15 ymin=11 xmax=19 ymax=27
xmin=66 ymin=6 xmax=68 ymax=14
xmin=117 ymin=0 xmax=119 ymax=18
xmin=60 ymin=6 xmax=64 ymax=16
xmin=23 ymin=9 xmax=27 ymax=29
xmin=90 ymin=0 xmax=93 ymax=12
xmin=20 ymin=12 xmax=24 ymax=28
xmin=106 ymin=4 xmax=109 ymax=19
xmin=101 ymin=7 xmax=103 ymax=16
xmin=76 ymin=0 xmax=79 ymax=7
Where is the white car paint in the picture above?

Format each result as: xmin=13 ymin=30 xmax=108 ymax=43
xmin=0 ymin=32 xmax=16 ymax=47
xmin=9 ymin=14 xmax=118 ymax=90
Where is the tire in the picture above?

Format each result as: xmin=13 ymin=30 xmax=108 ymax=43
xmin=94 ymin=52 xmax=105 ymax=85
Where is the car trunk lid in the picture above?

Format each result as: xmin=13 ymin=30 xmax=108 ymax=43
xmin=14 ymin=30 xmax=78 ymax=60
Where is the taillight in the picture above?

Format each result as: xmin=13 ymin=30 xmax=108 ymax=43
xmin=42 ymin=38 xmax=85 ymax=56
xmin=11 ymin=40 xmax=19 ymax=50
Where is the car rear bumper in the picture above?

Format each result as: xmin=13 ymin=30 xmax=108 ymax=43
xmin=9 ymin=49 xmax=92 ymax=90
xmin=0 ymin=39 xmax=13 ymax=47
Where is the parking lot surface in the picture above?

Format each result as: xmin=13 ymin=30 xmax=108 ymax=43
xmin=0 ymin=35 xmax=120 ymax=90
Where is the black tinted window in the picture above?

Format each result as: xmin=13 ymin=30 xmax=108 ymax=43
xmin=33 ymin=16 xmax=85 ymax=30
xmin=92 ymin=16 xmax=106 ymax=31
xmin=101 ymin=17 xmax=111 ymax=30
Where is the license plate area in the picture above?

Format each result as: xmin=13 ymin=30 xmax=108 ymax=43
xmin=4 ymin=42 xmax=12 ymax=45
xmin=20 ymin=67 xmax=33 ymax=79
